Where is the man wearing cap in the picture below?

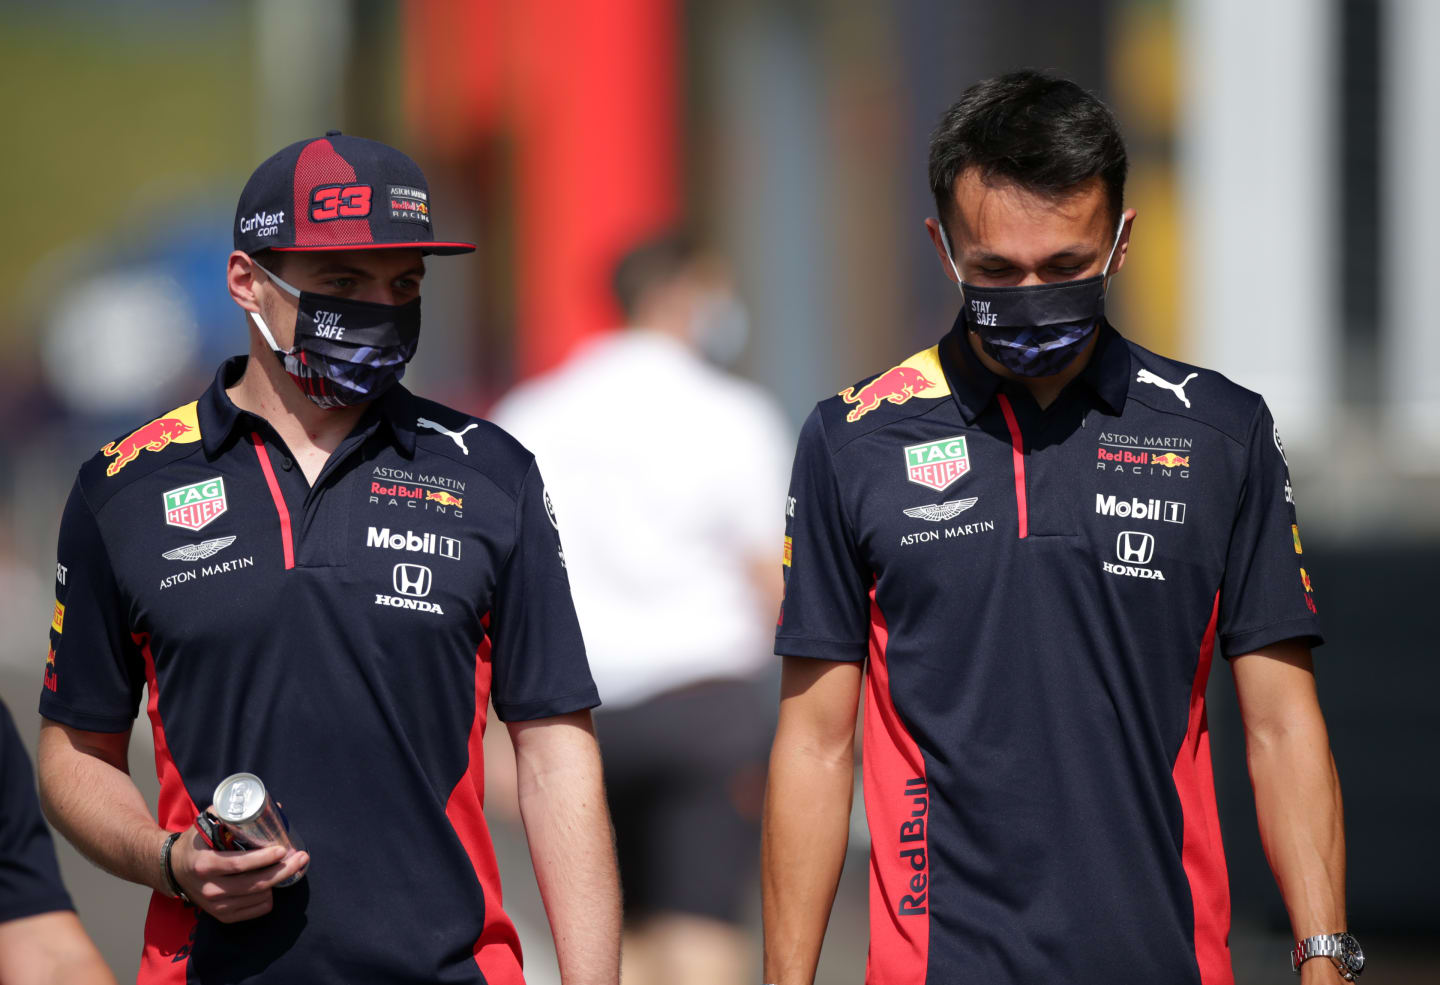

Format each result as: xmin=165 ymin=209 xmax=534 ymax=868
xmin=763 ymin=73 xmax=1356 ymax=984
xmin=35 ymin=133 xmax=620 ymax=984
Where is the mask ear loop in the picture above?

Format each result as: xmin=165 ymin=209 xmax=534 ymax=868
xmin=1099 ymin=213 xmax=1128 ymax=296
xmin=247 ymin=257 xmax=303 ymax=354
xmin=936 ymin=221 xmax=966 ymax=303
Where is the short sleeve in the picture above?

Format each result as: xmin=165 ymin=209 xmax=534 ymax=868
xmin=0 ymin=701 xmax=73 ymax=923
xmin=488 ymin=460 xmax=600 ymax=721
xmin=1217 ymin=401 xmax=1324 ymax=657
xmin=38 ymin=480 xmax=144 ymax=732
xmin=775 ymin=408 xmax=871 ymax=661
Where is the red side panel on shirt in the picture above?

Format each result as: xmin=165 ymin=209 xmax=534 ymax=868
xmin=136 ymin=633 xmax=200 ymax=984
xmin=1173 ymin=593 xmax=1234 ymax=985
xmin=444 ymin=632 xmax=525 ymax=985
xmin=862 ymin=585 xmax=930 ymax=985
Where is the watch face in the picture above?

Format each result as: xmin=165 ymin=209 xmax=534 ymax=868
xmin=1338 ymin=933 xmax=1365 ymax=972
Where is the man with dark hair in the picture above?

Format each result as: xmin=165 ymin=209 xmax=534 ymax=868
xmin=763 ymin=71 xmax=1357 ymax=985
xmin=35 ymin=133 xmax=620 ymax=985
xmin=493 ymin=232 xmax=789 ymax=985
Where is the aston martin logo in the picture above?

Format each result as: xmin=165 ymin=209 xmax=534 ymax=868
xmin=902 ymin=498 xmax=978 ymax=522
xmin=162 ymin=536 xmax=237 ymax=562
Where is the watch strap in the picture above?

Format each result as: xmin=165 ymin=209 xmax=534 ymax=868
xmin=1291 ymin=933 xmax=1359 ymax=980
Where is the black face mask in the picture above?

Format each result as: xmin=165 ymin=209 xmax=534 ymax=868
xmin=250 ymin=263 xmax=421 ymax=409
xmin=939 ymin=216 xmax=1126 ymax=377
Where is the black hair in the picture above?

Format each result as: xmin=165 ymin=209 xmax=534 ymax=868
xmin=928 ymin=70 xmax=1128 ymax=233
xmin=611 ymin=231 xmax=699 ymax=321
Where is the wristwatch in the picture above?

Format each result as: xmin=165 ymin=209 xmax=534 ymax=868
xmin=1291 ymin=932 xmax=1364 ymax=979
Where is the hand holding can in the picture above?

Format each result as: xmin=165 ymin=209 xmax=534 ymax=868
xmin=209 ymin=773 xmax=308 ymax=886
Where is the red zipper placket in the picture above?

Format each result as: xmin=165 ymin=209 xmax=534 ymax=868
xmin=250 ymin=432 xmax=296 ymax=569
xmin=995 ymin=394 xmax=1028 ymax=539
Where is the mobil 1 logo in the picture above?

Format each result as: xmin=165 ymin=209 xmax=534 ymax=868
xmin=366 ymin=526 xmax=461 ymax=560
xmin=1095 ymin=494 xmax=1186 ymax=524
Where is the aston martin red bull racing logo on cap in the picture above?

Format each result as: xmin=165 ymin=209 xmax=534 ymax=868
xmin=840 ymin=366 xmax=936 ymax=423
xmin=101 ymin=402 xmax=202 ymax=476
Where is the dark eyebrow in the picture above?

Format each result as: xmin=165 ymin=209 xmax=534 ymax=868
xmin=967 ymin=244 xmax=1098 ymax=266
xmin=969 ymin=251 xmax=1014 ymax=266
xmin=312 ymin=263 xmax=374 ymax=278
xmin=311 ymin=262 xmax=427 ymax=279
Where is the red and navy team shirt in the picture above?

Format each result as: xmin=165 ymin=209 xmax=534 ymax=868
xmin=777 ymin=319 xmax=1322 ymax=985
xmin=40 ymin=357 xmax=598 ymax=985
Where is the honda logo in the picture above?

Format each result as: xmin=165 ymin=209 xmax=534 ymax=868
xmin=1115 ymin=531 xmax=1155 ymax=565
xmin=393 ymin=563 xmax=432 ymax=598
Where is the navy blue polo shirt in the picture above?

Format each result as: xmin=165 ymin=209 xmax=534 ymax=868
xmin=777 ymin=319 xmax=1321 ymax=985
xmin=0 ymin=699 xmax=74 ymax=924
xmin=40 ymin=356 xmax=598 ymax=985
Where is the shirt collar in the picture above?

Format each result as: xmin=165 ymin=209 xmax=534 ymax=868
xmin=197 ymin=356 xmax=418 ymax=460
xmin=936 ymin=313 xmax=1130 ymax=424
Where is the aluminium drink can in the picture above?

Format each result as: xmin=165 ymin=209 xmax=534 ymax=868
xmin=211 ymin=772 xmax=306 ymax=886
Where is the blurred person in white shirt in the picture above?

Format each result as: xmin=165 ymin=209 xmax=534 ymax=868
xmin=492 ymin=232 xmax=790 ymax=985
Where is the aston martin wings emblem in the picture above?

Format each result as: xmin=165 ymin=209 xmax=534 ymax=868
xmin=162 ymin=536 xmax=237 ymax=562
xmin=902 ymin=498 xmax=978 ymax=522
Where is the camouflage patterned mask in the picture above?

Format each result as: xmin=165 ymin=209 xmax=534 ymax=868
xmin=249 ymin=262 xmax=420 ymax=409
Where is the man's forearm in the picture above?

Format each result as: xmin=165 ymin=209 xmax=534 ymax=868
xmin=513 ymin=714 xmax=620 ymax=985
xmin=37 ymin=724 xmax=169 ymax=895
xmin=1247 ymin=715 xmax=1346 ymax=942
xmin=761 ymin=733 xmax=853 ymax=985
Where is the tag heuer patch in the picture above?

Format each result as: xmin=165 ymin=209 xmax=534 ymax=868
xmin=904 ymin=436 xmax=971 ymax=492
xmin=164 ymin=477 xmax=228 ymax=532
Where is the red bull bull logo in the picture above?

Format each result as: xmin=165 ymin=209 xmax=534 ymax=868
xmin=44 ymin=647 xmax=58 ymax=692
xmin=1150 ymin=453 xmax=1190 ymax=468
xmin=426 ymin=490 xmax=463 ymax=509
xmin=101 ymin=402 xmax=202 ymax=476
xmin=1300 ymin=567 xmax=1312 ymax=593
xmin=840 ymin=366 xmax=936 ymax=423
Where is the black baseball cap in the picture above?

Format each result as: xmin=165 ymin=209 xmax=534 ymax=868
xmin=233 ymin=131 xmax=475 ymax=256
